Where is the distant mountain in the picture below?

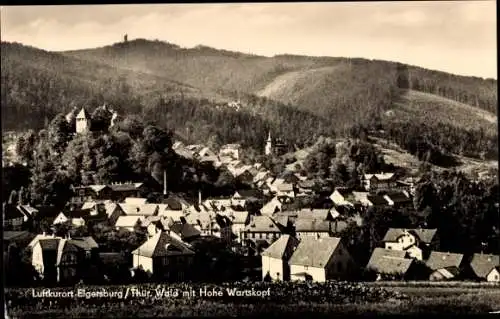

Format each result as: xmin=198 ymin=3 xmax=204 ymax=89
xmin=1 ymin=38 xmax=497 ymax=162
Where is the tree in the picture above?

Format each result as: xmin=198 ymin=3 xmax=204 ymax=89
xmin=91 ymin=107 xmax=113 ymax=132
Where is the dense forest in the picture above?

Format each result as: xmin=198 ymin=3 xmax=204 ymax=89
xmin=1 ymin=40 xmax=497 ymax=167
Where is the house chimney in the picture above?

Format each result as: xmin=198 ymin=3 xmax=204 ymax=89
xmin=163 ymin=170 xmax=167 ymax=195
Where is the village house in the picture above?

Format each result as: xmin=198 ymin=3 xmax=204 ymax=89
xmin=366 ymin=248 xmax=416 ymax=280
xmin=468 ymin=253 xmax=500 ymax=281
xmin=103 ymin=202 xmax=125 ymax=226
xmin=219 ymin=143 xmax=241 ymax=161
xmin=425 ymin=251 xmax=465 ymax=281
xmin=109 ymin=182 xmax=148 ymax=201
xmin=329 ymin=187 xmax=356 ymax=207
xmin=157 ymin=204 xmax=185 ymax=222
xmin=118 ymin=203 xmax=159 ymax=217
xmin=297 ymin=180 xmax=316 ymax=195
xmin=167 ymin=220 xmax=202 ymax=242
xmin=288 ymin=237 xmax=355 ymax=282
xmin=362 ymin=173 xmax=398 ymax=192
xmin=114 ymin=215 xmax=145 ymax=232
xmin=260 ymin=196 xmax=283 ymax=216
xmin=68 ymin=185 xmax=114 ymax=209
xmin=132 ymin=231 xmax=195 ymax=281
xmin=232 ymin=189 xmax=261 ymax=207
xmin=184 ymin=212 xmax=217 ymax=237
xmin=296 ymin=208 xmax=339 ymax=221
xmin=366 ymin=194 xmax=390 ymax=208
xmin=261 ymin=234 xmax=300 ymax=281
xmin=52 ymin=210 xmax=89 ymax=227
xmin=294 ymin=219 xmax=348 ymax=240
xmin=486 ymin=266 xmax=500 ymax=282
xmin=382 ymin=191 xmax=413 ymax=209
xmin=31 ymin=235 xmax=99 ymax=283
xmin=241 ymin=216 xmax=284 ymax=247
xmin=382 ymin=228 xmax=438 ymax=260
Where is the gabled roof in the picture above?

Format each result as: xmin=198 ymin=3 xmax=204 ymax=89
xmin=104 ymin=203 xmax=122 ymax=217
xmin=384 ymin=191 xmax=412 ymax=203
xmin=332 ymin=187 xmax=353 ymax=197
xmin=124 ymin=197 xmax=148 ymax=205
xmin=184 ymin=212 xmax=215 ymax=229
xmin=297 ymin=209 xmax=333 ymax=221
xmin=245 ymin=216 xmax=281 ymax=233
xmin=410 ymin=229 xmax=438 ymax=244
xmin=470 ymin=253 xmax=500 ymax=279
xmin=132 ymin=231 xmax=195 ymax=257
xmin=366 ymin=194 xmax=388 ymax=206
xmin=115 ymin=215 xmax=144 ymax=228
xmin=88 ymin=185 xmax=110 ymax=193
xmin=261 ymin=234 xmax=299 ymax=260
xmin=29 ymin=234 xmax=58 ymax=248
xmin=289 ymin=237 xmax=341 ymax=268
xmin=119 ymin=203 xmax=158 ymax=216
xmin=365 ymin=173 xmax=396 ymax=181
xmin=294 ymin=219 xmax=348 ymax=233
xmin=69 ymin=237 xmax=99 ymax=250
xmin=426 ymin=251 xmax=464 ymax=271
xmin=218 ymin=210 xmax=249 ymax=224
xmin=366 ymin=248 xmax=412 ymax=275
xmin=81 ymin=201 xmax=97 ymax=211
xmin=17 ymin=205 xmax=38 ymax=217
xmin=39 ymin=238 xmax=59 ymax=250
xmin=233 ymin=189 xmax=261 ymax=199
xmin=76 ymin=107 xmax=90 ymax=119
xmin=432 ymin=266 xmax=460 ymax=279
xmin=168 ymin=221 xmax=202 ymax=239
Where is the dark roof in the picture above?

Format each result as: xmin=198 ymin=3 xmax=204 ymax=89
xmin=163 ymin=197 xmax=183 ymax=210
xmin=383 ymin=228 xmax=437 ymax=244
xmin=132 ymin=232 xmax=195 ymax=257
xmin=69 ymin=237 xmax=99 ymax=250
xmin=294 ymin=219 xmax=347 ymax=233
xmin=385 ymin=191 xmax=412 ymax=203
xmin=169 ymin=221 xmax=201 ymax=239
xmin=470 ymin=253 xmax=500 ymax=279
xmin=425 ymin=251 xmax=464 ymax=271
xmin=261 ymin=235 xmax=299 ymax=260
xmin=99 ymin=252 xmax=126 ymax=265
xmin=334 ymin=187 xmax=353 ymax=197
xmin=288 ymin=237 xmax=342 ymax=268
xmin=366 ymin=248 xmax=413 ymax=275
xmin=234 ymin=189 xmax=261 ymax=199
xmin=367 ymin=194 xmax=388 ymax=206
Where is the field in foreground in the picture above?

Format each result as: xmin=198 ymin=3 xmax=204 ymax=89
xmin=5 ymin=281 xmax=500 ymax=317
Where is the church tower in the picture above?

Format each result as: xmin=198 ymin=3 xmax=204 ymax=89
xmin=265 ymin=131 xmax=273 ymax=155
xmin=75 ymin=107 xmax=91 ymax=134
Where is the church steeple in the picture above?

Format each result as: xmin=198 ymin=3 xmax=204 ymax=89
xmin=265 ymin=131 xmax=273 ymax=155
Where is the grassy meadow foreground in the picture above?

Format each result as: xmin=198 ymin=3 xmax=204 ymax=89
xmin=5 ymin=281 xmax=500 ymax=317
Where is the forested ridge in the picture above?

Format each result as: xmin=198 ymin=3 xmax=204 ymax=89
xmin=1 ymin=40 xmax=497 ymax=165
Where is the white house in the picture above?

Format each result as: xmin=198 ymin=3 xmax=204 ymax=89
xmin=261 ymin=235 xmax=300 ymax=281
xmin=383 ymin=228 xmax=438 ymax=261
xmin=260 ymin=197 xmax=283 ymax=216
xmin=288 ymin=237 xmax=355 ymax=282
xmin=486 ymin=266 xmax=500 ymax=282
xmin=329 ymin=188 xmax=355 ymax=207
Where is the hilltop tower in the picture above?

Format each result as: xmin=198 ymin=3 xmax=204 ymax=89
xmin=75 ymin=107 xmax=91 ymax=134
xmin=124 ymin=34 xmax=128 ymax=43
xmin=265 ymin=131 xmax=273 ymax=156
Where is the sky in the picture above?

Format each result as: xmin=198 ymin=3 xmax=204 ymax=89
xmin=1 ymin=2 xmax=497 ymax=79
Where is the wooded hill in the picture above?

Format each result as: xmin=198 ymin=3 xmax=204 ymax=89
xmin=1 ymin=39 xmax=497 ymax=163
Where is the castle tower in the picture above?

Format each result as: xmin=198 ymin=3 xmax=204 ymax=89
xmin=265 ymin=131 xmax=273 ymax=155
xmin=75 ymin=107 xmax=91 ymax=134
